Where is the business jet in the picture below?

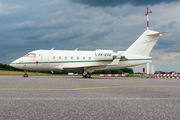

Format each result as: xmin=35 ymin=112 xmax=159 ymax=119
xmin=10 ymin=30 xmax=170 ymax=78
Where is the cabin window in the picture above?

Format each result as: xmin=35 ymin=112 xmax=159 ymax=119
xmin=83 ymin=57 xmax=85 ymax=60
xmin=59 ymin=56 xmax=61 ymax=59
xmin=24 ymin=53 xmax=36 ymax=57
xmin=89 ymin=57 xmax=91 ymax=60
xmin=71 ymin=56 xmax=73 ymax=60
xmin=65 ymin=56 xmax=67 ymax=59
xmin=77 ymin=56 xmax=79 ymax=60
xmin=53 ymin=56 xmax=55 ymax=59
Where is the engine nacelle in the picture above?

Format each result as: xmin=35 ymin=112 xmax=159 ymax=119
xmin=95 ymin=50 xmax=113 ymax=60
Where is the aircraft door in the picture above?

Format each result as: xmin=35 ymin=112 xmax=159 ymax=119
xmin=41 ymin=50 xmax=50 ymax=66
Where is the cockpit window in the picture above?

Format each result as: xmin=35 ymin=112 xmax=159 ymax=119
xmin=28 ymin=53 xmax=36 ymax=57
xmin=24 ymin=53 xmax=36 ymax=57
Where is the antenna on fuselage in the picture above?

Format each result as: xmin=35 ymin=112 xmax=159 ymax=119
xmin=51 ymin=47 xmax=54 ymax=50
xmin=75 ymin=48 xmax=78 ymax=51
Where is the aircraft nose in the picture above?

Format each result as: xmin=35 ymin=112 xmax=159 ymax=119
xmin=9 ymin=63 xmax=12 ymax=67
xmin=9 ymin=61 xmax=16 ymax=68
xmin=9 ymin=59 xmax=20 ymax=68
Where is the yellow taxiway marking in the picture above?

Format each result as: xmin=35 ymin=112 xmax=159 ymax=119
xmin=0 ymin=85 xmax=180 ymax=91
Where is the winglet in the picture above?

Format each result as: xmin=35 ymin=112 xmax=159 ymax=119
xmin=110 ymin=53 xmax=122 ymax=65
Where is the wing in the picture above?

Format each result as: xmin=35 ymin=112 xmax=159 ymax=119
xmin=62 ymin=53 xmax=122 ymax=73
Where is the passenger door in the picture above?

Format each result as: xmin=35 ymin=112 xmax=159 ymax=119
xmin=41 ymin=50 xmax=50 ymax=66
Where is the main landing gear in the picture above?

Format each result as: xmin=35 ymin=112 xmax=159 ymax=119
xmin=84 ymin=73 xmax=91 ymax=78
xmin=23 ymin=70 xmax=28 ymax=77
xmin=82 ymin=71 xmax=91 ymax=78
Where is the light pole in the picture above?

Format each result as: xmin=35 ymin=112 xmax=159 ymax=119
xmin=145 ymin=8 xmax=152 ymax=75
xmin=145 ymin=8 xmax=152 ymax=30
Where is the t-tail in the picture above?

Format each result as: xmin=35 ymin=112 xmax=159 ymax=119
xmin=126 ymin=30 xmax=171 ymax=56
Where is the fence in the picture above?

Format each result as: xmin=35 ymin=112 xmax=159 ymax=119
xmin=133 ymin=74 xmax=180 ymax=79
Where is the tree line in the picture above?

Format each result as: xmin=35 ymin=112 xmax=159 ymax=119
xmin=0 ymin=63 xmax=19 ymax=71
xmin=0 ymin=63 xmax=134 ymax=74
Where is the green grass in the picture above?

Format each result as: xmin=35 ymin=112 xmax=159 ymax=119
xmin=0 ymin=70 xmax=139 ymax=77
xmin=0 ymin=70 xmax=57 ymax=76
xmin=128 ymin=74 xmax=141 ymax=77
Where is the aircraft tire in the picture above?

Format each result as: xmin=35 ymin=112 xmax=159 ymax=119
xmin=23 ymin=74 xmax=28 ymax=77
xmin=85 ymin=73 xmax=91 ymax=78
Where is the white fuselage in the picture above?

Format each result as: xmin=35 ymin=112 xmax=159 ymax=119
xmin=10 ymin=49 xmax=152 ymax=72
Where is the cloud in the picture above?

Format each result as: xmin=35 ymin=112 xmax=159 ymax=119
xmin=0 ymin=2 xmax=22 ymax=16
xmin=0 ymin=0 xmax=180 ymax=72
xmin=69 ymin=0 xmax=179 ymax=7
xmin=150 ymin=49 xmax=180 ymax=61
xmin=39 ymin=18 xmax=78 ymax=29
xmin=52 ymin=11 xmax=63 ymax=16
xmin=39 ymin=28 xmax=83 ymax=42
xmin=41 ymin=0 xmax=67 ymax=6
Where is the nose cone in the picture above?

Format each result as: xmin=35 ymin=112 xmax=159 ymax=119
xmin=9 ymin=57 xmax=26 ymax=70
xmin=9 ymin=58 xmax=21 ymax=69
xmin=9 ymin=63 xmax=13 ymax=67
xmin=9 ymin=60 xmax=17 ymax=68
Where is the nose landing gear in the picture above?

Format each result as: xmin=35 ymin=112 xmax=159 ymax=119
xmin=23 ymin=70 xmax=28 ymax=77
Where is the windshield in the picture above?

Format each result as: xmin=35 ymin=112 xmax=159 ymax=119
xmin=24 ymin=53 xmax=36 ymax=57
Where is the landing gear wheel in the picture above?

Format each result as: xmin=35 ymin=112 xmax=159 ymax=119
xmin=82 ymin=71 xmax=91 ymax=78
xmin=85 ymin=73 xmax=91 ymax=78
xmin=23 ymin=74 xmax=28 ymax=77
xmin=23 ymin=70 xmax=28 ymax=77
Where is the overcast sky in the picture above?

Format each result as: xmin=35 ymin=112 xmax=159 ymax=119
xmin=0 ymin=0 xmax=180 ymax=73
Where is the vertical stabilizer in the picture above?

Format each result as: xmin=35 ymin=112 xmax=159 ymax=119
xmin=126 ymin=30 xmax=170 ymax=56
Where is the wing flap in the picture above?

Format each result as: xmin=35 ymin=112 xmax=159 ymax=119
xmin=63 ymin=64 xmax=108 ymax=72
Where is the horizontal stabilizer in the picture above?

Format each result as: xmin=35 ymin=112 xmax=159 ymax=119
xmin=146 ymin=31 xmax=171 ymax=36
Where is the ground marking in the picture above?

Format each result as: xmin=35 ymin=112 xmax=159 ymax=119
xmin=0 ymin=85 xmax=180 ymax=91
